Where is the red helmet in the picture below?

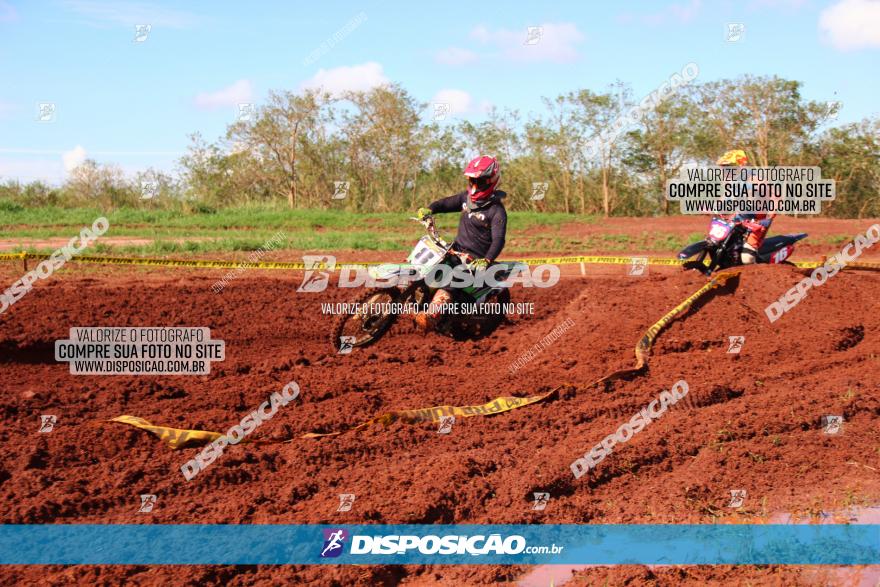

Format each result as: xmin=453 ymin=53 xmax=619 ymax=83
xmin=464 ymin=155 xmax=500 ymax=202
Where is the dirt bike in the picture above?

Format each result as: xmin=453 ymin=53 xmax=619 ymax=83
xmin=331 ymin=217 xmax=525 ymax=351
xmin=678 ymin=216 xmax=807 ymax=275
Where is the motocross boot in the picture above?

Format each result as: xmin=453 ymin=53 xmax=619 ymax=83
xmin=413 ymin=289 xmax=452 ymax=332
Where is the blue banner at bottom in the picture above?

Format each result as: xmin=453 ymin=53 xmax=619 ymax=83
xmin=0 ymin=524 xmax=877 ymax=565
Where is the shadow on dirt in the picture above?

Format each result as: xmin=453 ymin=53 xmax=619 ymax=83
xmin=0 ymin=340 xmax=56 ymax=364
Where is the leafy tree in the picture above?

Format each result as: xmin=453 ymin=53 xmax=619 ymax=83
xmin=692 ymin=76 xmax=831 ymax=166
xmin=625 ymin=93 xmax=696 ymax=214
xmin=816 ymin=119 xmax=880 ymax=218
xmin=64 ymin=159 xmax=135 ymax=209
xmin=226 ymin=89 xmax=333 ymax=208
xmin=341 ymin=84 xmax=427 ymax=211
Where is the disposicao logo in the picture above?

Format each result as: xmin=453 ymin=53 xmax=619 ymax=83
xmin=321 ymin=528 xmax=349 ymax=558
xmin=318 ymin=529 xmax=534 ymax=557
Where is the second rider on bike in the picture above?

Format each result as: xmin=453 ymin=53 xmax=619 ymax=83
xmin=717 ymin=149 xmax=776 ymax=265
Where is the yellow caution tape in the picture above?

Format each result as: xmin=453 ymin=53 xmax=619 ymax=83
xmin=827 ymin=260 xmax=880 ymax=271
xmin=109 ymin=415 xmax=223 ymax=449
xmin=597 ymin=269 xmax=742 ymax=384
xmin=0 ymin=252 xmax=379 ymax=270
xmin=302 ymin=387 xmax=558 ymax=438
xmin=94 ymin=247 xmax=878 ymax=452
xmin=4 ymin=251 xmax=879 ymax=271
xmin=1 ymin=252 xmax=682 ymax=269
xmin=790 ymin=259 xmax=880 ymax=270
xmin=109 ymin=388 xmax=558 ymax=449
xmin=511 ymin=255 xmax=684 ymax=267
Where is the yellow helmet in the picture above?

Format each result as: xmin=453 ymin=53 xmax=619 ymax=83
xmin=716 ymin=149 xmax=748 ymax=166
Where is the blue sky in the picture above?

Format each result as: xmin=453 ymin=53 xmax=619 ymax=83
xmin=1 ymin=0 xmax=878 ymax=183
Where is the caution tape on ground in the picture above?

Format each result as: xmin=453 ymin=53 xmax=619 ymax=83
xmin=4 ymin=251 xmax=880 ymax=271
xmin=109 ymin=415 xmax=224 ymax=449
xmin=0 ymin=252 xmax=378 ymax=270
xmin=109 ymin=388 xmax=558 ymax=449
xmin=789 ymin=259 xmax=861 ymax=269
xmin=1 ymin=252 xmax=683 ymax=269
xmin=596 ymin=269 xmax=742 ymax=385
xmin=303 ymin=387 xmax=558 ymax=438
xmin=795 ymin=259 xmax=880 ymax=271
xmin=513 ymin=255 xmax=684 ymax=267
xmin=95 ymin=251 xmax=876 ymax=451
xmin=107 ymin=269 xmax=758 ymax=448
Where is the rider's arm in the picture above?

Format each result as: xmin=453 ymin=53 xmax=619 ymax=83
xmin=484 ymin=207 xmax=507 ymax=262
xmin=428 ymin=192 xmax=466 ymax=214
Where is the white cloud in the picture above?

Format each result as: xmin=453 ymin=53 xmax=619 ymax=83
xmin=61 ymin=0 xmax=198 ymax=28
xmin=62 ymin=145 xmax=88 ymax=172
xmin=194 ymin=79 xmax=254 ymax=110
xmin=435 ymin=47 xmax=478 ymax=65
xmin=430 ymin=90 xmax=494 ymax=120
xmin=819 ymin=0 xmax=880 ymax=50
xmin=469 ymin=22 xmax=585 ymax=63
xmin=300 ymin=62 xmax=389 ymax=95
xmin=471 ymin=26 xmax=491 ymax=44
xmin=432 ymin=89 xmax=474 ymax=115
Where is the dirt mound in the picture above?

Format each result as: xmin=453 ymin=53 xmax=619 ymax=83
xmin=0 ymin=263 xmax=878 ymax=585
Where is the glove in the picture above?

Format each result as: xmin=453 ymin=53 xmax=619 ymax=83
xmin=416 ymin=207 xmax=432 ymax=221
xmin=471 ymin=258 xmax=490 ymax=271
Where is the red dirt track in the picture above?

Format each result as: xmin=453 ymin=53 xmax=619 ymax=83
xmin=1 ymin=244 xmax=879 ymax=584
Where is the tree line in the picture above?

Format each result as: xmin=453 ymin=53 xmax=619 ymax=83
xmin=2 ymin=74 xmax=878 ymax=218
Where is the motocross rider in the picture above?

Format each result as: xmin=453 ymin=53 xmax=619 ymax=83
xmin=717 ymin=149 xmax=775 ymax=265
xmin=413 ymin=155 xmax=508 ymax=331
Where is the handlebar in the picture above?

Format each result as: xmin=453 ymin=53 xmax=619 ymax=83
xmin=410 ymin=215 xmax=439 ymax=239
xmin=409 ymin=215 xmax=471 ymax=262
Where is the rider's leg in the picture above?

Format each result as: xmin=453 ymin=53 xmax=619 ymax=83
xmin=742 ymin=221 xmax=770 ymax=265
xmin=414 ymin=288 xmax=452 ymax=332
xmin=741 ymin=243 xmax=758 ymax=264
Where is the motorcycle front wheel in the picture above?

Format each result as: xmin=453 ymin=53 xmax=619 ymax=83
xmin=331 ymin=288 xmax=400 ymax=351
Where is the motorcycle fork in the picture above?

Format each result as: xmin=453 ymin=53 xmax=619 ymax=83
xmin=711 ymin=228 xmax=744 ymax=273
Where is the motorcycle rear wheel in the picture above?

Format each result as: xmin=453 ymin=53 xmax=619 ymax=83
xmin=450 ymin=288 xmax=511 ymax=340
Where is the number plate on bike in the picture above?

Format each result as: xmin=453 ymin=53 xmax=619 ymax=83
xmin=407 ymin=236 xmax=446 ymax=269
xmin=708 ymin=219 xmax=733 ymax=242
